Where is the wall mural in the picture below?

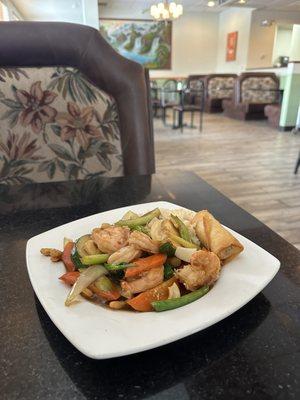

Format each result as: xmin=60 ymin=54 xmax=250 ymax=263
xmin=226 ymin=31 xmax=238 ymax=62
xmin=99 ymin=19 xmax=172 ymax=69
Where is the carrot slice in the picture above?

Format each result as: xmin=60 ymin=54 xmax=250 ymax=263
xmin=89 ymin=283 xmax=121 ymax=301
xmin=127 ymin=276 xmax=176 ymax=312
xmin=59 ymin=271 xmax=80 ymax=285
xmin=125 ymin=253 xmax=167 ymax=279
xmin=62 ymin=241 xmax=76 ymax=272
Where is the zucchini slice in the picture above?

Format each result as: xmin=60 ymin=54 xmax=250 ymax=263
xmin=76 ymin=235 xmax=91 ymax=257
xmin=71 ymin=249 xmax=85 ymax=270
xmin=71 ymin=235 xmax=91 ymax=270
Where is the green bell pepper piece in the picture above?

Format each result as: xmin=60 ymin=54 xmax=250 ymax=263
xmin=152 ymin=285 xmax=209 ymax=312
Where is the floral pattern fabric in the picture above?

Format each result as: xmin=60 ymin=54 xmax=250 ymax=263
xmin=241 ymin=76 xmax=278 ymax=104
xmin=0 ymin=67 xmax=123 ymax=185
xmin=207 ymin=77 xmax=235 ymax=99
xmin=189 ymin=79 xmax=204 ymax=91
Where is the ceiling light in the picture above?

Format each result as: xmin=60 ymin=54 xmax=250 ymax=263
xmin=150 ymin=1 xmax=183 ymax=21
xmin=169 ymin=2 xmax=177 ymax=13
xmin=207 ymin=1 xmax=216 ymax=7
xmin=157 ymin=2 xmax=165 ymax=12
xmin=162 ymin=8 xmax=170 ymax=19
xmin=177 ymin=4 xmax=183 ymax=15
xmin=238 ymin=0 xmax=247 ymax=4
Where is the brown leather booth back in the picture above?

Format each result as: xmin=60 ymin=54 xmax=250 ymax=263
xmin=0 ymin=21 xmax=155 ymax=176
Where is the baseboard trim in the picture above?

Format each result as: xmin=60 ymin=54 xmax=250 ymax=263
xmin=279 ymin=126 xmax=295 ymax=132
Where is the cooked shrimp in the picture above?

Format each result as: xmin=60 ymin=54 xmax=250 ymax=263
xmin=176 ymin=249 xmax=220 ymax=291
xmin=91 ymin=226 xmax=130 ymax=254
xmin=108 ymin=245 xmax=142 ymax=264
xmin=128 ymin=231 xmax=160 ymax=253
xmin=121 ymin=266 xmax=164 ymax=295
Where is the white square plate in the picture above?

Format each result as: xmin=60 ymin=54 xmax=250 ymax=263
xmin=26 ymin=201 xmax=280 ymax=359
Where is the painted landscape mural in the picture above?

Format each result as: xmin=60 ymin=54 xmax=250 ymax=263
xmin=99 ymin=19 xmax=172 ymax=69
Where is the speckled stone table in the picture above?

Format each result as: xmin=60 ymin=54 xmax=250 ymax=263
xmin=1 ymin=171 xmax=299 ymax=400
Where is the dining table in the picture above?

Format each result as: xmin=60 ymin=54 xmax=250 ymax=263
xmin=1 ymin=170 xmax=299 ymax=400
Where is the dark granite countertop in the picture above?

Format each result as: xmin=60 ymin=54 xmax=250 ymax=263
xmin=1 ymin=171 xmax=299 ymax=400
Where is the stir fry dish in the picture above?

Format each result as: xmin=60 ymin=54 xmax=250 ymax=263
xmin=41 ymin=208 xmax=244 ymax=312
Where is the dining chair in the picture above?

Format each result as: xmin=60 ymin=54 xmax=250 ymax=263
xmin=183 ymin=75 xmax=206 ymax=106
xmin=0 ymin=21 xmax=154 ymax=186
xmin=172 ymin=81 xmax=205 ymax=133
xmin=150 ymin=79 xmax=161 ymax=118
xmin=161 ymin=79 xmax=179 ymax=125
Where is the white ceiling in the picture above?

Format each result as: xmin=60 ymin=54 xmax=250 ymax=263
xmin=232 ymin=0 xmax=300 ymax=12
xmin=100 ymin=0 xmax=219 ymax=13
xmin=11 ymin=0 xmax=300 ymax=20
xmin=100 ymin=0 xmax=300 ymax=13
xmin=12 ymin=0 xmax=84 ymax=22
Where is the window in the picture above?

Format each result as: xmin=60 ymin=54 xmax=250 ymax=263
xmin=12 ymin=11 xmax=20 ymax=21
xmin=0 ymin=1 xmax=10 ymax=21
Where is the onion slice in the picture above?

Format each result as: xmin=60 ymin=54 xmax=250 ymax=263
xmin=175 ymin=246 xmax=197 ymax=262
xmin=168 ymin=282 xmax=181 ymax=299
xmin=65 ymin=265 xmax=108 ymax=306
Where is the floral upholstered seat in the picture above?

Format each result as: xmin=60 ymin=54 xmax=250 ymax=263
xmin=222 ymin=73 xmax=280 ymax=121
xmin=0 ymin=67 xmax=123 ymax=185
xmin=207 ymin=76 xmax=236 ymax=99
xmin=241 ymin=76 xmax=278 ymax=104
xmin=203 ymin=74 xmax=237 ymax=113
xmin=0 ymin=21 xmax=154 ymax=188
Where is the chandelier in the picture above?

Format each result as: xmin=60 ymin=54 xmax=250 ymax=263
xmin=150 ymin=1 xmax=183 ymax=21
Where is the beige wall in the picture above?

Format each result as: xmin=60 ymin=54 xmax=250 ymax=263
xmin=99 ymin=6 xmax=219 ymax=78
xmin=216 ymin=7 xmax=253 ymax=73
xmin=248 ymin=17 xmax=276 ymax=68
xmin=247 ymin=10 xmax=300 ymax=69
xmin=151 ymin=13 xmax=219 ymax=78
xmin=99 ymin=5 xmax=300 ymax=76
